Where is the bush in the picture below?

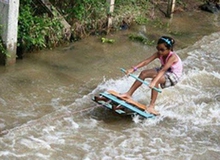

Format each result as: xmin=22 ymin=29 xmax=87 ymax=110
xmin=18 ymin=0 xmax=63 ymax=52
xmin=0 ymin=25 xmax=6 ymax=56
xmin=0 ymin=38 xmax=6 ymax=56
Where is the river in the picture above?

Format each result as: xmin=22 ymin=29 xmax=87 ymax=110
xmin=0 ymin=11 xmax=220 ymax=160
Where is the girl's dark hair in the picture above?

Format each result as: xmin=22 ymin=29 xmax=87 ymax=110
xmin=157 ymin=36 xmax=175 ymax=51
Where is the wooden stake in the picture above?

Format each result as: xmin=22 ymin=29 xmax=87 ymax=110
xmin=167 ymin=0 xmax=176 ymax=18
xmin=107 ymin=0 xmax=115 ymax=29
xmin=0 ymin=0 xmax=19 ymax=65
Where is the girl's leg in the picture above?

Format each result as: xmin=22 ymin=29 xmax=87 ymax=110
xmin=147 ymin=84 xmax=160 ymax=115
xmin=147 ymin=76 xmax=165 ymax=115
xmin=121 ymin=69 xmax=157 ymax=98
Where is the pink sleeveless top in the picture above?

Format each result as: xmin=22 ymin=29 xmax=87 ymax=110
xmin=159 ymin=51 xmax=183 ymax=78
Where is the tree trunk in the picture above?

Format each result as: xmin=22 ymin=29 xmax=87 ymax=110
xmin=36 ymin=0 xmax=71 ymax=40
xmin=167 ymin=0 xmax=176 ymax=18
xmin=107 ymin=0 xmax=115 ymax=29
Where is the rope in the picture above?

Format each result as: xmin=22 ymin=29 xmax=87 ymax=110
xmin=0 ymin=105 xmax=98 ymax=136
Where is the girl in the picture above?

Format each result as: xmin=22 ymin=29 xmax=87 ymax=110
xmin=120 ymin=36 xmax=183 ymax=115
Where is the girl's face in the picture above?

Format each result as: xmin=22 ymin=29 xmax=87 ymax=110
xmin=156 ymin=43 xmax=170 ymax=56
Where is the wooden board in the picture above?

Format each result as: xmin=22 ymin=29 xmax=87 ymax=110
xmin=93 ymin=90 xmax=155 ymax=119
xmin=107 ymin=90 xmax=146 ymax=110
xmin=92 ymin=96 xmax=127 ymax=115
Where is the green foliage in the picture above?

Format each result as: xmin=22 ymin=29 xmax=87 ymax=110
xmin=101 ymin=37 xmax=115 ymax=44
xmin=18 ymin=0 xmax=189 ymax=51
xmin=0 ymin=25 xmax=6 ymax=56
xmin=176 ymin=0 xmax=187 ymax=7
xmin=49 ymin=0 xmax=153 ymax=38
xmin=151 ymin=18 xmax=169 ymax=29
xmin=46 ymin=0 xmax=109 ymax=38
xmin=129 ymin=34 xmax=155 ymax=45
xmin=50 ymin=0 xmax=106 ymax=21
xmin=18 ymin=0 xmax=63 ymax=51
xmin=0 ymin=38 xmax=6 ymax=56
xmin=135 ymin=16 xmax=149 ymax=25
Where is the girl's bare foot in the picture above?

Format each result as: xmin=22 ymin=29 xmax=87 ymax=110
xmin=118 ymin=93 xmax=132 ymax=99
xmin=145 ymin=104 xmax=160 ymax=115
xmin=146 ymin=107 xmax=160 ymax=116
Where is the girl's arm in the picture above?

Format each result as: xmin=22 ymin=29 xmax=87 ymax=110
xmin=150 ymin=54 xmax=178 ymax=88
xmin=126 ymin=52 xmax=158 ymax=74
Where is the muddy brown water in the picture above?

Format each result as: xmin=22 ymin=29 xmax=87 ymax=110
xmin=0 ymin=11 xmax=220 ymax=159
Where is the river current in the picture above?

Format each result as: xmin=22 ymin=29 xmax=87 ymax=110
xmin=0 ymin=11 xmax=220 ymax=160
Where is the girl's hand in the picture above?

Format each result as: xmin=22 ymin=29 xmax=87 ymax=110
xmin=126 ymin=68 xmax=134 ymax=75
xmin=149 ymin=81 xmax=156 ymax=89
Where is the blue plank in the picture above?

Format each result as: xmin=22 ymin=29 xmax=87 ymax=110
xmin=100 ymin=92 xmax=155 ymax=118
xmin=92 ymin=97 xmax=126 ymax=114
xmin=120 ymin=68 xmax=162 ymax=93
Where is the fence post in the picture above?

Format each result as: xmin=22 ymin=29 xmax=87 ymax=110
xmin=0 ymin=0 xmax=19 ymax=65
xmin=107 ymin=0 xmax=115 ymax=30
xmin=167 ymin=0 xmax=176 ymax=18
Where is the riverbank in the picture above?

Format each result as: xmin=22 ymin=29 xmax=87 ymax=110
xmin=14 ymin=0 xmax=220 ymax=60
xmin=109 ymin=8 xmax=220 ymax=51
